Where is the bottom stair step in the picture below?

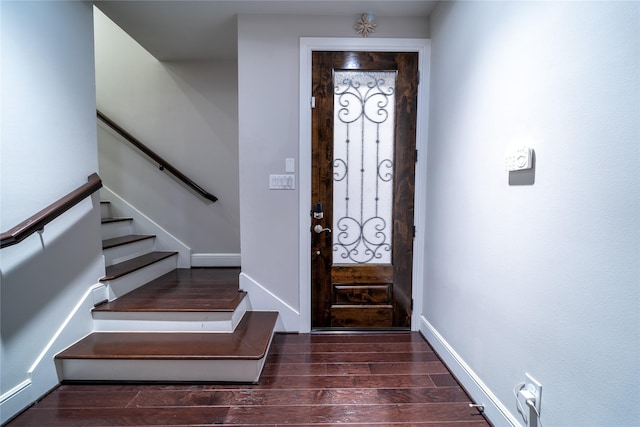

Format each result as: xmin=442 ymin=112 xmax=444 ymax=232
xmin=55 ymin=311 xmax=278 ymax=383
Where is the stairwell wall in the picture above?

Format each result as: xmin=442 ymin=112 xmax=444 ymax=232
xmin=0 ymin=1 xmax=103 ymax=423
xmin=94 ymin=9 xmax=240 ymax=261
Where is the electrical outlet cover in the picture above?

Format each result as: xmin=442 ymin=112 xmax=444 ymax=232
xmin=525 ymin=373 xmax=542 ymax=412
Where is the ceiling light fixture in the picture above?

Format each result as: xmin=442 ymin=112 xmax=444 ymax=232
xmin=355 ymin=13 xmax=376 ymax=37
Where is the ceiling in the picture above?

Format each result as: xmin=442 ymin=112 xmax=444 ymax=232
xmin=94 ymin=0 xmax=438 ymax=61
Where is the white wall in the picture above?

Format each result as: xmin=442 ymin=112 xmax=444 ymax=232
xmin=0 ymin=1 xmax=103 ymax=422
xmin=94 ymin=9 xmax=240 ymax=256
xmin=237 ymin=14 xmax=429 ymax=329
xmin=424 ymin=1 xmax=639 ymax=426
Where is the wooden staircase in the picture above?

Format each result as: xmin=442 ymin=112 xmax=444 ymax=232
xmin=55 ymin=201 xmax=278 ymax=383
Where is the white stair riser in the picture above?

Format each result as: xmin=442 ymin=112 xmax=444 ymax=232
xmin=93 ymin=297 xmax=248 ymax=332
xmin=100 ymin=203 xmax=113 ymax=219
xmin=104 ymin=255 xmax=177 ymax=300
xmin=101 ymin=220 xmax=134 ymax=240
xmin=57 ymin=357 xmax=267 ymax=383
xmin=103 ymin=238 xmax=156 ymax=266
xmin=89 ymin=200 xmax=275 ymax=385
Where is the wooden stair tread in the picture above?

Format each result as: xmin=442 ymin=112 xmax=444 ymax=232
xmin=101 ymin=217 xmax=132 ymax=224
xmin=94 ymin=268 xmax=244 ymax=312
xmin=93 ymin=292 xmax=247 ymax=312
xmin=101 ymin=252 xmax=177 ymax=281
xmin=56 ymin=311 xmax=278 ymax=360
xmin=102 ymin=234 xmax=155 ymax=250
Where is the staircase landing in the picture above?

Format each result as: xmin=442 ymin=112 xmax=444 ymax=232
xmin=94 ymin=268 xmax=246 ymax=312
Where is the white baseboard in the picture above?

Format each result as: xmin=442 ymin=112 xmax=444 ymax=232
xmin=0 ymin=379 xmax=32 ymax=425
xmin=239 ymin=272 xmax=299 ymax=332
xmin=1 ymin=282 xmax=100 ymax=425
xmin=419 ymin=316 xmax=520 ymax=427
xmin=191 ymin=253 xmax=241 ymax=267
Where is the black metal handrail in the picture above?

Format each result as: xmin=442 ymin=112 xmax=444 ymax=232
xmin=1 ymin=173 xmax=103 ymax=249
xmin=97 ymin=110 xmax=218 ymax=203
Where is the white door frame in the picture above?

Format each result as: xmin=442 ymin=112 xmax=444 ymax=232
xmin=298 ymin=37 xmax=430 ymax=333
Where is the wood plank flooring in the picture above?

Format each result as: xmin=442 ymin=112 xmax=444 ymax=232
xmin=8 ymin=332 xmax=490 ymax=426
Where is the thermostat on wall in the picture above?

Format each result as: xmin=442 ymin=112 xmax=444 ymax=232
xmin=504 ymin=146 xmax=533 ymax=172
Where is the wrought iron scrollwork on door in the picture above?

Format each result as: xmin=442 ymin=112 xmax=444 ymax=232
xmin=332 ymin=71 xmax=396 ymax=264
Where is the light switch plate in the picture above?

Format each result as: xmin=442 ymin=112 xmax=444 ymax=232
xmin=285 ymin=158 xmax=295 ymax=173
xmin=269 ymin=174 xmax=295 ymax=190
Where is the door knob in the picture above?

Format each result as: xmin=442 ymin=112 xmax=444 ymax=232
xmin=313 ymin=225 xmax=332 ymax=234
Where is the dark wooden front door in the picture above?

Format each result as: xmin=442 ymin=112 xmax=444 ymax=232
xmin=311 ymin=51 xmax=418 ymax=330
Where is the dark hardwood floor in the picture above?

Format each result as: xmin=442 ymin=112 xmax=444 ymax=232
xmin=8 ymin=332 xmax=490 ymax=426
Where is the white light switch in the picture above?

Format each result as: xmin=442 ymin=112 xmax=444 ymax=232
xmin=269 ymin=174 xmax=295 ymax=190
xmin=285 ymin=158 xmax=295 ymax=173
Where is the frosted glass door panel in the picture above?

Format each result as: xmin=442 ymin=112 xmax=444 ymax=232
xmin=333 ymin=70 xmax=396 ymax=264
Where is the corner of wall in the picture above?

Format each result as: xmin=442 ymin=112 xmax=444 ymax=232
xmin=419 ymin=316 xmax=519 ymax=427
xmin=239 ymin=272 xmax=300 ymax=332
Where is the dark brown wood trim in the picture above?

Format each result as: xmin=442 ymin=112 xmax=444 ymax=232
xmin=97 ymin=110 xmax=218 ymax=203
xmin=1 ymin=173 xmax=103 ymax=249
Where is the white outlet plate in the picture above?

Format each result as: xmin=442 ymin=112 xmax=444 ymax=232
xmin=525 ymin=372 xmax=542 ymax=413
